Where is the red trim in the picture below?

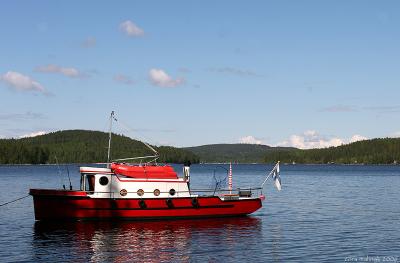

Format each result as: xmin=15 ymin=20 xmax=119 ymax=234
xmin=29 ymin=189 xmax=88 ymax=197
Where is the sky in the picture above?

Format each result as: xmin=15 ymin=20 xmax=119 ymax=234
xmin=1 ymin=0 xmax=400 ymax=149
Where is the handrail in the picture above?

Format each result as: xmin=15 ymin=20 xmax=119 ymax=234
xmin=113 ymin=155 xmax=159 ymax=162
xmin=81 ymin=187 xmax=262 ymax=196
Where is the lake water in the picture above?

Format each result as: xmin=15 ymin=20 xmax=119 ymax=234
xmin=0 ymin=164 xmax=399 ymax=262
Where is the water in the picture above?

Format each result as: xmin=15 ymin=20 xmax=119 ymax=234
xmin=0 ymin=164 xmax=399 ymax=262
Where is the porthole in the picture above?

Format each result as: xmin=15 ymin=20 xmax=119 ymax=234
xmin=137 ymin=189 xmax=144 ymax=196
xmin=169 ymin=189 xmax=176 ymax=196
xmin=120 ymin=189 xmax=127 ymax=196
xmin=153 ymin=189 xmax=160 ymax=196
xmin=99 ymin=176 xmax=109 ymax=186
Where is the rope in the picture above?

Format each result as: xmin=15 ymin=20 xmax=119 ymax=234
xmin=0 ymin=194 xmax=30 ymax=207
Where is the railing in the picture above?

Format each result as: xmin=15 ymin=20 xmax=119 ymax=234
xmin=190 ymin=187 xmax=263 ymax=197
xmin=82 ymin=187 xmax=263 ymax=198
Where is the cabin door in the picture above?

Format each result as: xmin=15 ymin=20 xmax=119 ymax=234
xmin=95 ymin=174 xmax=112 ymax=198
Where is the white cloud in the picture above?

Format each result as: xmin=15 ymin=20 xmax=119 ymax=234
xmin=364 ymin=105 xmax=400 ymax=114
xmin=388 ymin=131 xmax=400 ymax=138
xmin=319 ymin=105 xmax=357 ymax=112
xmin=276 ymin=130 xmax=368 ymax=149
xmin=0 ymin=112 xmax=45 ymax=121
xmin=82 ymin=36 xmax=96 ymax=48
xmin=19 ymin=131 xmax=47 ymax=138
xmin=178 ymin=67 xmax=191 ymax=73
xmin=149 ymin=69 xmax=184 ymax=88
xmin=239 ymin=136 xmax=263 ymax=145
xmin=36 ymin=64 xmax=85 ymax=78
xmin=119 ymin=20 xmax=144 ymax=37
xmin=209 ymin=67 xmax=262 ymax=77
xmin=349 ymin=134 xmax=368 ymax=143
xmin=0 ymin=71 xmax=47 ymax=93
xmin=113 ymin=74 xmax=134 ymax=85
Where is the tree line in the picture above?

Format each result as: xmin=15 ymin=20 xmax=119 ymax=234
xmin=0 ymin=130 xmax=199 ymax=164
xmin=2 ymin=130 xmax=398 ymax=165
xmin=264 ymin=138 xmax=400 ymax=164
xmin=185 ymin=144 xmax=294 ymax=163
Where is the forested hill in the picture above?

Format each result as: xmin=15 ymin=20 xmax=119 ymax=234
xmin=264 ymin=138 xmax=400 ymax=164
xmin=2 ymin=131 xmax=399 ymax=164
xmin=0 ymin=130 xmax=199 ymax=164
xmin=184 ymin=144 xmax=294 ymax=163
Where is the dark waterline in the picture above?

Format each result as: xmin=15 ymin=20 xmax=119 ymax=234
xmin=0 ymin=164 xmax=399 ymax=262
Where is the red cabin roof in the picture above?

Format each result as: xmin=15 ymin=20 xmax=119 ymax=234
xmin=111 ymin=163 xmax=178 ymax=179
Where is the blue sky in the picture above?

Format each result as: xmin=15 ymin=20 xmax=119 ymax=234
xmin=1 ymin=1 xmax=400 ymax=148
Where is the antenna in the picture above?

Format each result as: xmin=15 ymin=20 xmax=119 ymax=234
xmin=55 ymin=155 xmax=65 ymax=190
xmin=66 ymin=165 xmax=72 ymax=190
xmin=107 ymin=111 xmax=117 ymax=167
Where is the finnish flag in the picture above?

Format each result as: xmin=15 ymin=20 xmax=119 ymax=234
xmin=272 ymin=163 xmax=282 ymax=191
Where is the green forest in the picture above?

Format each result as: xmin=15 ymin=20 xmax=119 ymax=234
xmin=185 ymin=144 xmax=294 ymax=163
xmin=0 ymin=130 xmax=199 ymax=164
xmin=1 ymin=130 xmax=399 ymax=164
xmin=264 ymin=138 xmax=400 ymax=164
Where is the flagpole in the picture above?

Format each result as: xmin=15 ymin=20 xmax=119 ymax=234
xmin=228 ymin=162 xmax=232 ymax=194
xmin=261 ymin=161 xmax=279 ymax=189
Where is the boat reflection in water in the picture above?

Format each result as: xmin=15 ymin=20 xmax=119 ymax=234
xmin=33 ymin=217 xmax=262 ymax=262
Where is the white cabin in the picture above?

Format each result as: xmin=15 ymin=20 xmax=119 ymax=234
xmin=79 ymin=165 xmax=191 ymax=199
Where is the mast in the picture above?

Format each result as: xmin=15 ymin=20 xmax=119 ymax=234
xmin=107 ymin=111 xmax=115 ymax=168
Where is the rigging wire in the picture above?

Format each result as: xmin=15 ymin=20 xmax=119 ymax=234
xmin=0 ymin=194 xmax=30 ymax=207
xmin=101 ymin=112 xmax=160 ymax=164
xmin=114 ymin=118 xmax=159 ymax=156
xmin=211 ymin=165 xmax=228 ymax=195
xmin=101 ymin=116 xmax=111 ymax=162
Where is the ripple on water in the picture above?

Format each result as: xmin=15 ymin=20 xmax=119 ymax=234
xmin=0 ymin=164 xmax=399 ymax=262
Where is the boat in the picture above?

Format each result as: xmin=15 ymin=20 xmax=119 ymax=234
xmin=30 ymin=112 xmax=281 ymax=220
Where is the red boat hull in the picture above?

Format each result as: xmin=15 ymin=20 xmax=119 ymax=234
xmin=30 ymin=189 xmax=262 ymax=220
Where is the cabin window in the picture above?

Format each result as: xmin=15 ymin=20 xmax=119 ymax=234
xmin=87 ymin=175 xmax=95 ymax=191
xmin=81 ymin=174 xmax=95 ymax=193
xmin=153 ymin=189 xmax=160 ymax=196
xmin=137 ymin=189 xmax=144 ymax=196
xmin=99 ymin=176 xmax=109 ymax=186
xmin=80 ymin=175 xmax=85 ymax=191
xmin=169 ymin=189 xmax=176 ymax=196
